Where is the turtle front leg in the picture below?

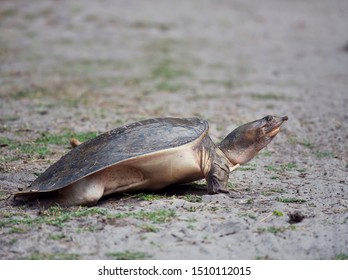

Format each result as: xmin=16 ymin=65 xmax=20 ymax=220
xmin=206 ymin=162 xmax=230 ymax=194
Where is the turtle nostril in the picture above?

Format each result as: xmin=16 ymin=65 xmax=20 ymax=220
xmin=265 ymin=115 xmax=273 ymax=122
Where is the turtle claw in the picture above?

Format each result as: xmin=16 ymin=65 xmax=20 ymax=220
xmin=216 ymin=188 xmax=230 ymax=194
xmin=207 ymin=186 xmax=229 ymax=195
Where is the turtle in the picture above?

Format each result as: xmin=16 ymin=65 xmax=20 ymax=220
xmin=14 ymin=115 xmax=288 ymax=206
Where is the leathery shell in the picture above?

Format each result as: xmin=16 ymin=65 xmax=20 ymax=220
xmin=19 ymin=117 xmax=208 ymax=194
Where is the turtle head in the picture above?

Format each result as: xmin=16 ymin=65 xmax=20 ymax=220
xmin=218 ymin=115 xmax=288 ymax=165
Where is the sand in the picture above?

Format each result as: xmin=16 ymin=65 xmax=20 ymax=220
xmin=0 ymin=0 xmax=347 ymax=259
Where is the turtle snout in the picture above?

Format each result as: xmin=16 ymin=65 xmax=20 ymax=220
xmin=264 ymin=115 xmax=288 ymax=137
xmin=265 ymin=115 xmax=288 ymax=124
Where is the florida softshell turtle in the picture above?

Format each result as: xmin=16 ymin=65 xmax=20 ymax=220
xmin=14 ymin=115 xmax=288 ymax=206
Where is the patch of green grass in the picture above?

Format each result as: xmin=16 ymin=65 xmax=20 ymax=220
xmin=315 ymin=151 xmax=335 ymax=158
xmin=250 ymin=92 xmax=288 ymax=101
xmin=0 ymin=213 xmax=34 ymax=228
xmin=334 ymin=254 xmax=348 ymax=260
xmin=49 ymin=233 xmax=66 ymax=240
xmin=38 ymin=207 xmax=82 ymax=227
xmin=24 ymin=252 xmax=80 ymax=260
xmin=221 ymin=80 xmax=236 ymax=88
xmin=10 ymin=87 xmax=49 ymax=100
xmin=255 ymin=255 xmax=272 ymax=260
xmin=0 ymin=137 xmax=14 ymax=147
xmin=185 ymin=205 xmax=200 ymax=212
xmin=187 ymin=223 xmax=196 ymax=230
xmin=134 ymin=209 xmax=176 ymax=223
xmin=257 ymin=225 xmax=296 ymax=234
xmin=201 ymin=79 xmax=236 ymax=89
xmin=133 ymin=193 xmax=162 ymax=201
xmin=60 ymin=59 xmax=122 ymax=75
xmin=276 ymin=197 xmax=306 ymax=204
xmin=106 ymin=251 xmax=150 ymax=260
xmin=9 ymin=238 xmax=17 ymax=245
xmin=183 ymin=217 xmax=197 ymax=223
xmin=152 ymin=59 xmax=190 ymax=80
xmin=239 ymin=212 xmax=257 ymax=220
xmin=183 ymin=194 xmax=202 ymax=203
xmin=261 ymin=191 xmax=274 ymax=196
xmin=208 ymin=206 xmax=219 ymax=212
xmin=288 ymin=135 xmax=298 ymax=146
xmin=109 ymin=209 xmax=176 ymax=224
xmin=272 ymin=210 xmax=284 ymax=217
xmin=282 ymin=163 xmax=297 ymax=170
xmin=0 ymin=210 xmax=27 ymax=219
xmin=44 ymin=98 xmax=81 ymax=108
xmin=0 ymin=191 xmax=8 ymax=201
xmin=18 ymin=143 xmax=51 ymax=157
xmin=246 ymin=198 xmax=254 ymax=204
xmin=140 ymin=224 xmax=159 ymax=233
xmin=129 ymin=21 xmax=173 ymax=32
xmin=151 ymin=56 xmax=192 ymax=92
xmin=156 ymin=81 xmax=186 ymax=92
xmin=0 ymin=131 xmax=96 ymax=159
xmin=0 ymin=206 xmax=107 ymax=229
xmin=9 ymin=226 xmax=28 ymax=234
xmin=248 ymin=213 xmax=257 ymax=220
xmin=36 ymin=131 xmax=97 ymax=145
xmin=270 ymin=188 xmax=286 ymax=194
xmin=0 ymin=8 xmax=18 ymax=20
xmin=2 ymin=207 xmax=175 ymax=235
xmin=0 ymin=115 xmax=20 ymax=122
xmin=299 ymin=139 xmax=314 ymax=149
xmin=265 ymin=163 xmax=302 ymax=173
xmin=262 ymin=188 xmax=287 ymax=196
xmin=84 ymin=76 xmax=125 ymax=90
xmin=239 ymin=163 xmax=257 ymax=171
xmin=260 ymin=150 xmax=273 ymax=157
xmin=227 ymin=182 xmax=236 ymax=189
xmin=145 ymin=38 xmax=186 ymax=54
xmin=76 ymin=225 xmax=100 ymax=233
xmin=44 ymin=206 xmax=107 ymax=220
xmin=265 ymin=165 xmax=279 ymax=172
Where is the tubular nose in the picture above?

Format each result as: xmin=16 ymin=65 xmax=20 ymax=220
xmin=282 ymin=116 xmax=289 ymax=121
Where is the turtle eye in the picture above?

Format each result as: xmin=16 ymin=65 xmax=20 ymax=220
xmin=265 ymin=115 xmax=273 ymax=122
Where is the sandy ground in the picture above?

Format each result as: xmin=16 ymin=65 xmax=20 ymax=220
xmin=0 ymin=0 xmax=347 ymax=260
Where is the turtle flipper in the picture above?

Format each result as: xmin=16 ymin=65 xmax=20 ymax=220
xmin=55 ymin=177 xmax=104 ymax=206
xmin=206 ymin=160 xmax=230 ymax=194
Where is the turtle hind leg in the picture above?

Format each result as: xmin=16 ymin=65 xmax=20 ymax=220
xmin=54 ymin=177 xmax=105 ymax=206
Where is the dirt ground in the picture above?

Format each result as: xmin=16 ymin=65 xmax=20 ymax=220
xmin=0 ymin=0 xmax=347 ymax=260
